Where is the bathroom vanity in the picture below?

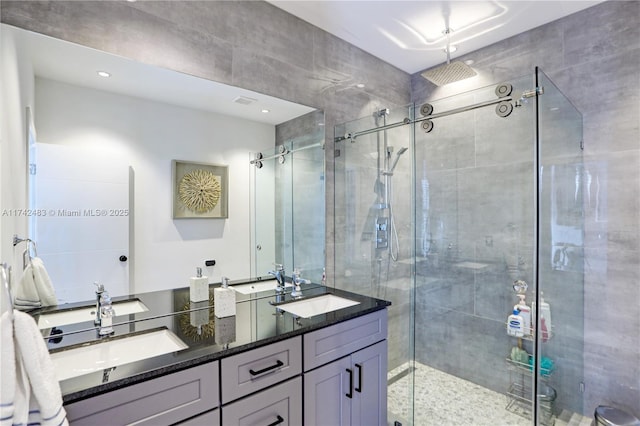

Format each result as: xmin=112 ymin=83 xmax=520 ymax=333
xmin=32 ymin=280 xmax=390 ymax=425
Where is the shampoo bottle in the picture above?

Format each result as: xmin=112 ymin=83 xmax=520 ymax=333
xmin=514 ymin=294 xmax=531 ymax=335
xmin=190 ymin=267 xmax=209 ymax=302
xmin=214 ymin=276 xmax=236 ymax=318
xmin=507 ymin=309 xmax=525 ymax=337
xmin=532 ymin=292 xmax=552 ymax=335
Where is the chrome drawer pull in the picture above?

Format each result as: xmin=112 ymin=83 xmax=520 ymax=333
xmin=249 ymin=360 xmax=284 ymax=376
xmin=266 ymin=415 xmax=284 ymax=426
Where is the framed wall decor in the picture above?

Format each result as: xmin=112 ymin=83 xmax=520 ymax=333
xmin=172 ymin=160 xmax=228 ymax=219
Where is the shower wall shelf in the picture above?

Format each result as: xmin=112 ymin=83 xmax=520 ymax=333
xmin=505 ymin=357 xmax=556 ymax=425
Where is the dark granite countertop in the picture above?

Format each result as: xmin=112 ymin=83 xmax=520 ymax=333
xmin=31 ymin=279 xmax=390 ymax=404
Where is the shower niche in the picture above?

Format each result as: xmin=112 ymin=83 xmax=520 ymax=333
xmin=334 ymin=67 xmax=585 ymax=425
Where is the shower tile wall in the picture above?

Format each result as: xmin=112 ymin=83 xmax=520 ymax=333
xmin=412 ymin=0 xmax=640 ymax=415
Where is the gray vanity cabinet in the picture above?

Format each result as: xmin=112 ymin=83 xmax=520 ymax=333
xmin=303 ymin=309 xmax=388 ymax=426
xmin=65 ymin=361 xmax=219 ymax=425
xmin=221 ymin=376 xmax=302 ymax=425
xmin=304 ymin=340 xmax=387 ymax=426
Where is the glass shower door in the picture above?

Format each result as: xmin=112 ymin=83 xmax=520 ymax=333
xmin=334 ymin=104 xmax=416 ymax=425
xmin=535 ymin=67 xmax=585 ymax=424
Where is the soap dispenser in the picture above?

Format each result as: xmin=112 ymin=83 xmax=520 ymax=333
xmin=214 ymin=276 xmax=236 ymax=318
xmin=514 ymin=294 xmax=531 ymax=335
xmin=190 ymin=267 xmax=209 ymax=302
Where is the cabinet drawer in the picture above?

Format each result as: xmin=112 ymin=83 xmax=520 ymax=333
xmin=303 ymin=310 xmax=387 ymax=371
xmin=176 ymin=408 xmax=220 ymax=426
xmin=66 ymin=361 xmax=219 ymax=425
xmin=222 ymin=377 xmax=302 ymax=426
xmin=221 ymin=336 xmax=302 ymax=404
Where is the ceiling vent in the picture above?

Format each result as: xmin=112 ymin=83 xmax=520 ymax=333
xmin=233 ymin=96 xmax=257 ymax=105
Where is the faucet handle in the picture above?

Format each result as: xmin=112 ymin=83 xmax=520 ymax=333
xmin=273 ymin=263 xmax=284 ymax=271
xmin=94 ymin=281 xmax=104 ymax=293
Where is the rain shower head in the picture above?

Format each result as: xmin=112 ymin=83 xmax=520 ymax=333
xmin=421 ymin=61 xmax=477 ymax=86
xmin=421 ymin=27 xmax=477 ymax=87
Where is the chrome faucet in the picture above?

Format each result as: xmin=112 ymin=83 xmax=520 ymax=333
xmin=94 ymin=282 xmax=114 ymax=335
xmin=268 ymin=264 xmax=286 ymax=293
xmin=97 ymin=291 xmax=114 ymax=336
xmin=94 ymin=282 xmax=105 ymax=325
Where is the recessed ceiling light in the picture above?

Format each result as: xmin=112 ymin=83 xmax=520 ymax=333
xmin=97 ymin=71 xmax=111 ymax=78
xmin=356 ymin=83 xmax=365 ymax=88
xmin=261 ymin=109 xmax=270 ymax=113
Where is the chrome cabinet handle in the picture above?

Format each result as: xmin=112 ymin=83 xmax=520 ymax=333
xmin=249 ymin=360 xmax=284 ymax=376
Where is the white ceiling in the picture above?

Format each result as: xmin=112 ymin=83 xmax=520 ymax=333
xmin=268 ymin=0 xmax=604 ymax=74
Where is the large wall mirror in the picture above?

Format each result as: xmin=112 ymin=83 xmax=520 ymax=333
xmin=2 ymin=24 xmax=325 ymax=305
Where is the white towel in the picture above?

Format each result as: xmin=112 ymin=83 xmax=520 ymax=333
xmin=14 ymin=263 xmax=42 ymax=309
xmin=0 ymin=311 xmax=16 ymax=426
xmin=31 ymin=258 xmax=57 ymax=307
xmin=12 ymin=310 xmax=68 ymax=426
xmin=14 ymin=258 xmax=57 ymax=309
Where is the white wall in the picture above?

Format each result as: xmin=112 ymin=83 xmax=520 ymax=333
xmin=35 ymin=78 xmax=275 ymax=294
xmin=0 ymin=27 xmax=34 ymax=311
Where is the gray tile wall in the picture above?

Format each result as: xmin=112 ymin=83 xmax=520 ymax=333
xmin=3 ymin=0 xmax=638 ymax=419
xmin=412 ymin=0 xmax=640 ymax=417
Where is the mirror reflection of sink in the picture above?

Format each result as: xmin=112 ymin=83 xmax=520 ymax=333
xmin=49 ymin=328 xmax=188 ymax=381
xmin=37 ymin=299 xmax=149 ymax=330
xmin=232 ymin=281 xmax=292 ymax=295
xmin=276 ymin=294 xmax=360 ymax=318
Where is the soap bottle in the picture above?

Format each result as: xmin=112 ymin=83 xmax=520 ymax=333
xmin=190 ymin=267 xmax=209 ymax=302
xmin=507 ymin=309 xmax=524 ymax=337
xmin=514 ymin=294 xmax=531 ymax=335
xmin=214 ymin=276 xmax=236 ymax=318
xmin=531 ymin=292 xmax=551 ymax=330
xmin=532 ymin=292 xmax=552 ymax=340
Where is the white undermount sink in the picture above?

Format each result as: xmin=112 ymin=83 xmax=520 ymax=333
xmin=37 ymin=299 xmax=149 ymax=330
xmin=276 ymin=294 xmax=360 ymax=318
xmin=232 ymin=281 xmax=292 ymax=295
xmin=49 ymin=328 xmax=188 ymax=381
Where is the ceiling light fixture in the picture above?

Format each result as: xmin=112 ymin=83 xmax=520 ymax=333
xmin=356 ymin=83 xmax=365 ymax=88
xmin=97 ymin=71 xmax=111 ymax=78
xmin=261 ymin=109 xmax=270 ymax=113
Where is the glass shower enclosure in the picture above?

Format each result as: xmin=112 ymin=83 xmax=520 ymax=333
xmin=334 ymin=68 xmax=584 ymax=425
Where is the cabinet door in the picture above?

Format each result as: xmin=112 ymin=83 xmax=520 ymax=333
xmin=351 ymin=340 xmax=387 ymax=426
xmin=303 ymin=356 xmax=352 ymax=426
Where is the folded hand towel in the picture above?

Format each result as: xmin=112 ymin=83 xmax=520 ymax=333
xmin=13 ymin=310 xmax=68 ymax=426
xmin=14 ymin=263 xmax=41 ymax=310
xmin=13 ymin=258 xmax=57 ymax=310
xmin=31 ymin=257 xmax=57 ymax=306
xmin=0 ymin=311 xmax=16 ymax=426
